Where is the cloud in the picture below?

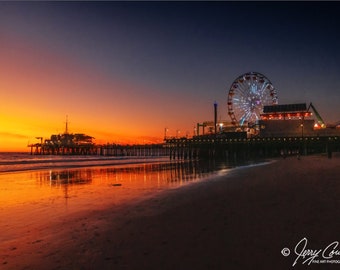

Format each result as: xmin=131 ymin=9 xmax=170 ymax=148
xmin=0 ymin=132 xmax=28 ymax=139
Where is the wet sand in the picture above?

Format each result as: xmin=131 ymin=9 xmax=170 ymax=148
xmin=1 ymin=154 xmax=340 ymax=269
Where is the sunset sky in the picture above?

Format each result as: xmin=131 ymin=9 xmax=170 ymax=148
xmin=1 ymin=2 xmax=340 ymax=151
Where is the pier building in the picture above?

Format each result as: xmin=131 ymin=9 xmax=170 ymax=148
xmin=28 ymin=117 xmax=168 ymax=156
xmin=28 ymin=132 xmax=97 ymax=155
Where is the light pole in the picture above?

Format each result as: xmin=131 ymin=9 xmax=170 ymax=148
xmin=219 ymin=123 xmax=224 ymax=133
xmin=214 ymin=101 xmax=218 ymax=135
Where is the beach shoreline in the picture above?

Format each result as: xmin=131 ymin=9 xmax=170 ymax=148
xmin=1 ymin=153 xmax=340 ymax=269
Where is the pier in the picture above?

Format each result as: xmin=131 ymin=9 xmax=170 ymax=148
xmin=165 ymin=135 xmax=340 ymax=160
xmin=29 ymin=141 xmax=168 ymax=157
xmin=29 ymin=134 xmax=340 ymax=160
xmin=99 ymin=143 xmax=168 ymax=157
xmin=165 ymin=100 xmax=340 ymax=161
xmin=28 ymin=133 xmax=97 ymax=155
xmin=28 ymin=118 xmax=168 ymax=157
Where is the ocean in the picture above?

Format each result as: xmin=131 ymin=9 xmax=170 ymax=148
xmin=0 ymin=152 xmax=171 ymax=173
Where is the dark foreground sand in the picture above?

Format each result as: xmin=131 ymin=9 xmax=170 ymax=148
xmin=2 ymin=154 xmax=340 ymax=270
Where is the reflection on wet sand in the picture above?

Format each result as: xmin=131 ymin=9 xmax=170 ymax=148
xmin=0 ymin=159 xmax=241 ymax=213
xmin=0 ymin=160 xmax=233 ymax=245
xmin=49 ymin=170 xmax=93 ymax=185
xmin=20 ymin=160 xmax=233 ymax=209
xmin=36 ymin=160 xmax=230 ymax=190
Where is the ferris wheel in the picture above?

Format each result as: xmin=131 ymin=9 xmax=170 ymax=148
xmin=228 ymin=72 xmax=278 ymax=127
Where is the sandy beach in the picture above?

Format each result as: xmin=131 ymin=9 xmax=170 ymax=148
xmin=1 ymin=154 xmax=340 ymax=269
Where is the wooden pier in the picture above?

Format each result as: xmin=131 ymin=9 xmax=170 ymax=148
xmin=29 ymin=143 xmax=98 ymax=155
xmin=165 ymin=135 xmax=340 ymax=160
xmin=29 ymin=141 xmax=169 ymax=157
xmin=28 ymin=130 xmax=339 ymax=160
xmin=99 ymin=143 xmax=169 ymax=157
xmin=28 ymin=129 xmax=168 ymax=157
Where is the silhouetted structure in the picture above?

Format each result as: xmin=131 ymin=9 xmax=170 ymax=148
xmin=29 ymin=133 xmax=97 ymax=155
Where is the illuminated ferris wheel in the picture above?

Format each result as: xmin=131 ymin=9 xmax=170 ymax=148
xmin=228 ymin=72 xmax=278 ymax=127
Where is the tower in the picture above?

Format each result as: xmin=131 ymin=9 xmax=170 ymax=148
xmin=65 ymin=115 xmax=69 ymax=134
xmin=214 ymin=101 xmax=218 ymax=134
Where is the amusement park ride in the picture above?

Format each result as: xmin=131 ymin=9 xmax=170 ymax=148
xmin=227 ymin=72 xmax=278 ymax=127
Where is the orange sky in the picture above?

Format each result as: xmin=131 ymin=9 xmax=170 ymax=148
xmin=0 ymin=33 xmax=210 ymax=151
